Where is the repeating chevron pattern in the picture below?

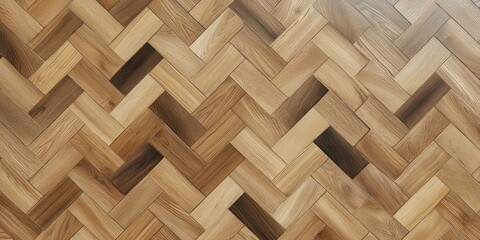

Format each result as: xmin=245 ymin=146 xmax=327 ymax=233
xmin=1 ymin=0 xmax=480 ymax=239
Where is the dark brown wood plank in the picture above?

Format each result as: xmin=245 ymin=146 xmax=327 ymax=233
xmin=27 ymin=177 xmax=82 ymax=229
xmin=110 ymin=143 xmax=163 ymax=194
xmin=230 ymin=193 xmax=285 ymax=240
xmin=230 ymin=0 xmax=285 ymax=44
xmin=150 ymin=93 xmax=206 ymax=146
xmin=0 ymin=22 xmax=43 ymax=77
xmin=110 ymin=43 xmax=162 ymax=95
xmin=192 ymin=144 xmax=244 ymax=195
xmin=149 ymin=125 xmax=205 ymax=180
xmin=30 ymin=9 xmax=83 ymax=60
xmin=314 ymin=127 xmax=369 ymax=178
xmin=273 ymin=77 xmax=328 ymax=129
xmin=29 ymin=76 xmax=83 ymax=129
xmin=395 ymin=73 xmax=450 ymax=128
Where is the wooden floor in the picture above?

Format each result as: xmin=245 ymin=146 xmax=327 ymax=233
xmin=1 ymin=0 xmax=480 ymax=239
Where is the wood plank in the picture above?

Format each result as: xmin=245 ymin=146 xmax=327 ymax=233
xmin=109 ymin=177 xmax=163 ymax=228
xmin=0 ymin=192 xmax=41 ymax=240
xmin=230 ymin=194 xmax=285 ymax=240
xmin=190 ymin=0 xmax=234 ymax=27
xmin=111 ymin=74 xmax=164 ymax=127
xmin=191 ymin=177 xmax=243 ymax=229
xmin=312 ymin=193 xmax=369 ymax=240
xmin=190 ymin=9 xmax=243 ymax=62
xmin=272 ymin=7 xmax=327 ymax=61
xmin=0 ymin=90 xmax=42 ymax=145
xmin=394 ymin=176 xmax=449 ymax=230
xmin=273 ymin=108 xmax=329 ymax=163
xmin=149 ymin=194 xmax=204 ymax=240
xmin=191 ymin=144 xmax=244 ymax=195
xmin=69 ymin=25 xmax=124 ymax=79
xmin=29 ymin=143 xmax=83 ymax=194
xmin=273 ymin=177 xmax=325 ymax=227
xmin=27 ymin=177 xmax=82 ymax=229
xmin=151 ymin=61 xmax=206 ymax=113
xmin=30 ymin=76 xmax=83 ymax=129
xmin=436 ymin=91 xmax=480 ymax=148
xmin=150 ymin=93 xmax=206 ymax=146
xmin=396 ymin=142 xmax=450 ymax=195
xmin=110 ymin=8 xmax=163 ymax=61
xmin=149 ymin=125 xmax=205 ymax=180
xmin=436 ymin=19 xmax=480 ymax=78
xmin=68 ymin=60 xmax=124 ymax=112
xmin=70 ymin=127 xmax=124 ymax=177
xmin=313 ymin=0 xmax=369 ymax=43
xmin=274 ymin=143 xmax=328 ymax=195
xmin=191 ymin=110 xmax=245 ymax=161
xmin=356 ymin=96 xmax=408 ymax=146
xmin=230 ymin=61 xmax=287 ymax=114
xmin=190 ymin=44 xmax=243 ymax=96
xmin=231 ymin=128 xmax=286 ymax=180
xmin=437 ymin=56 xmax=480 ymax=114
xmin=229 ymin=0 xmax=285 ymax=45
xmin=0 ymin=0 xmax=42 ymax=42
xmin=149 ymin=0 xmax=203 ymax=45
xmin=29 ymin=41 xmax=83 ymax=94
xmin=354 ymin=164 xmax=409 ymax=214
xmin=70 ymin=92 xmax=124 ymax=145
xmin=272 ymin=0 xmax=316 ymax=27
xmin=394 ymin=38 xmax=450 ymax=95
xmin=394 ymin=4 xmax=449 ymax=58
xmin=69 ymin=0 xmax=123 ymax=43
xmin=149 ymin=160 xmax=204 ymax=212
xmin=69 ymin=194 xmax=124 ymax=240
xmin=29 ymin=9 xmax=82 ymax=60
xmin=192 ymin=77 xmax=245 ymax=129
xmin=436 ymin=0 xmax=480 ymax=41
xmin=436 ymin=124 xmax=480 ymax=174
xmin=0 ymin=159 xmax=42 ymax=213
xmin=272 ymin=42 xmax=327 ymax=96
xmin=315 ymin=58 xmax=370 ymax=111
xmin=68 ymin=160 xmax=124 ymax=212
xmin=314 ymin=127 xmax=369 ymax=179
xmin=0 ymin=22 xmax=43 ymax=76
xmin=110 ymin=43 xmax=162 ymax=95
xmin=230 ymin=27 xmax=286 ymax=80
xmin=356 ymin=62 xmax=409 ymax=112
xmin=117 ymin=210 xmax=163 ymax=240
xmin=109 ymin=143 xmax=163 ymax=194
xmin=354 ymin=27 xmax=408 ymax=77
xmin=348 ymin=0 xmax=410 ymax=41
xmin=313 ymin=25 xmax=369 ymax=77
xmin=29 ymin=109 xmax=84 ymax=163
xmin=315 ymin=92 xmax=369 ymax=145
xmin=395 ymin=109 xmax=450 ymax=162
xmin=356 ymin=131 xmax=408 ymax=179
xmin=0 ymin=58 xmax=43 ymax=112
xmin=149 ymin=25 xmax=205 ymax=78
xmin=395 ymin=73 xmax=450 ymax=128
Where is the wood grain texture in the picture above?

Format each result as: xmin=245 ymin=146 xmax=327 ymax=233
xmin=1 ymin=0 xmax=480 ymax=239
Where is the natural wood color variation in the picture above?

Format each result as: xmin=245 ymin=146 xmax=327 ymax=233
xmin=0 ymin=0 xmax=479 ymax=239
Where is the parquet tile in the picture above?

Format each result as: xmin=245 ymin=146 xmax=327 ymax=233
xmin=0 ymin=0 xmax=480 ymax=239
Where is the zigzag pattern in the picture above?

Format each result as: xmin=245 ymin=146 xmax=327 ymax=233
xmin=1 ymin=0 xmax=480 ymax=239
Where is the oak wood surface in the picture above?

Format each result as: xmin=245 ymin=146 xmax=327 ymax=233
xmin=0 ymin=0 xmax=479 ymax=239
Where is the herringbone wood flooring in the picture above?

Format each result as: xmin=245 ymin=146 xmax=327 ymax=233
xmin=1 ymin=0 xmax=480 ymax=239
